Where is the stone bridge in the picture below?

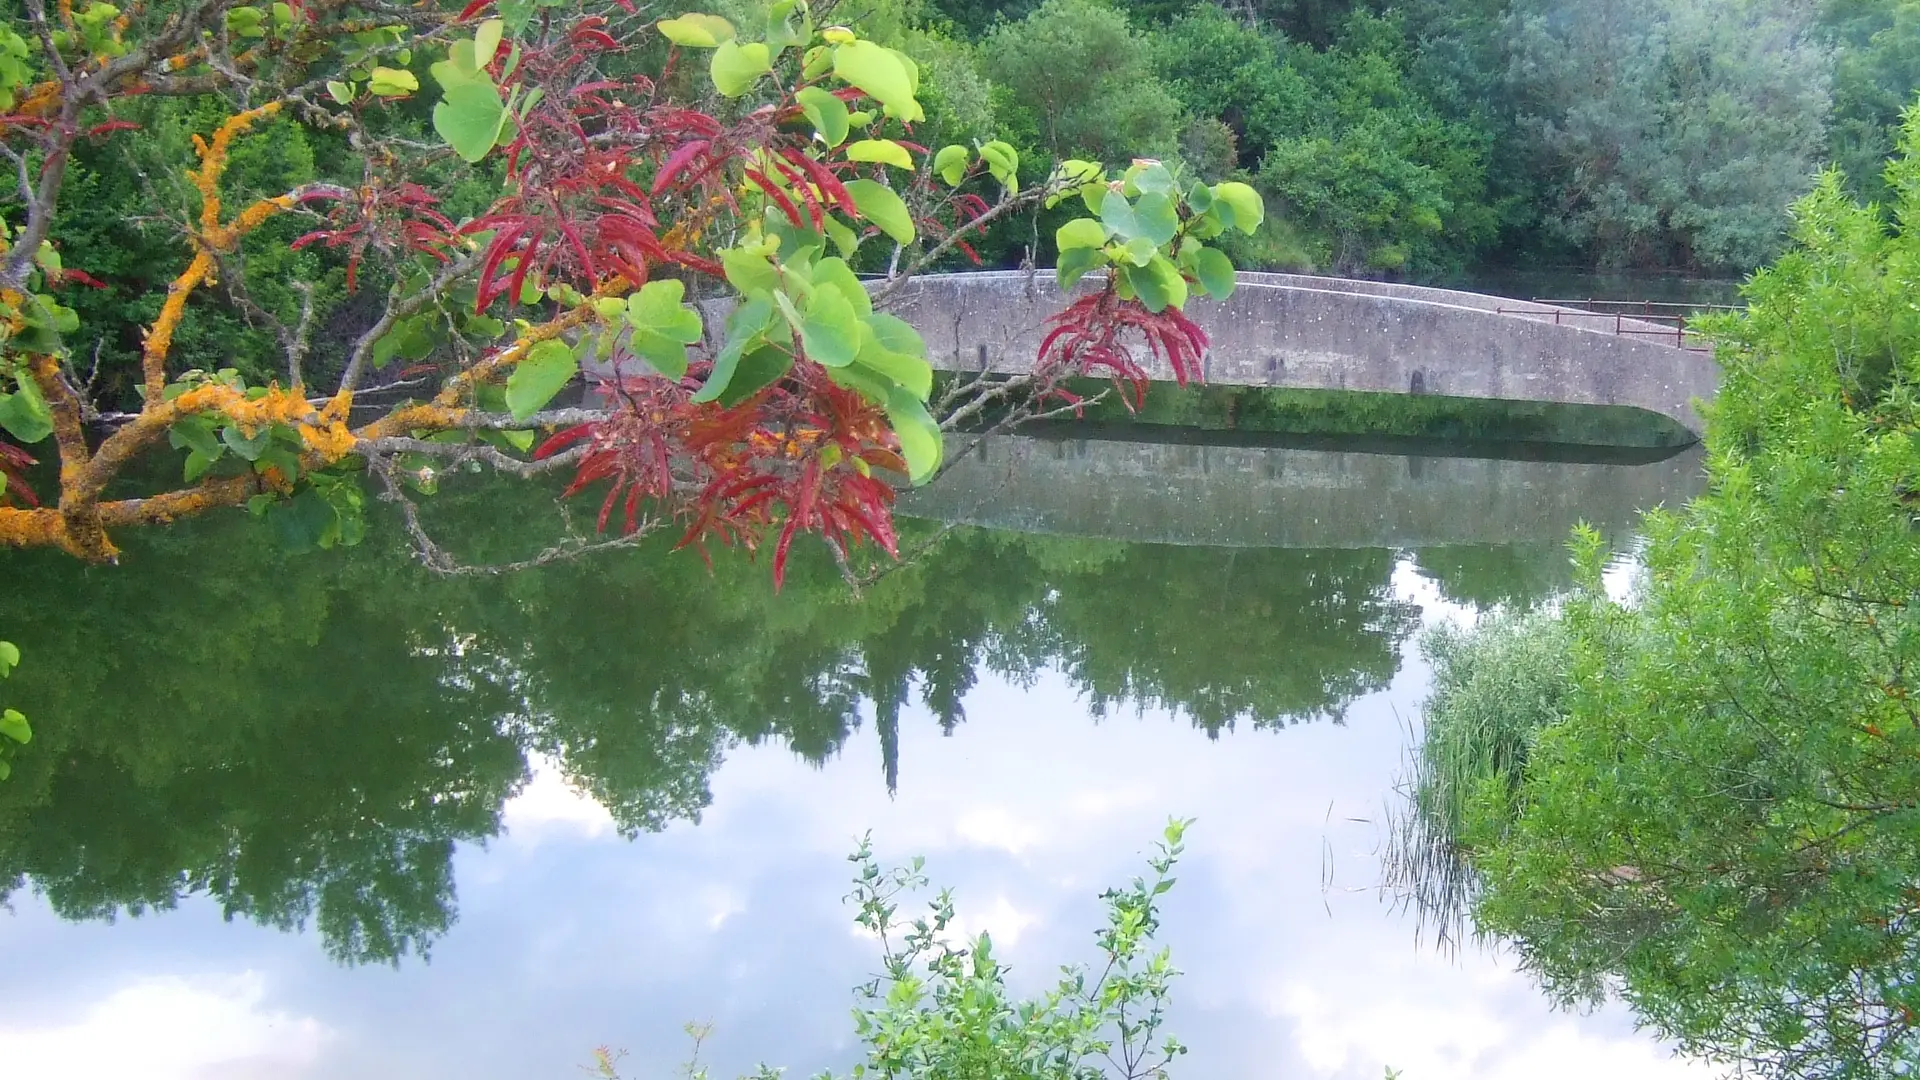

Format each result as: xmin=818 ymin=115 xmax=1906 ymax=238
xmin=885 ymin=270 xmax=1722 ymax=439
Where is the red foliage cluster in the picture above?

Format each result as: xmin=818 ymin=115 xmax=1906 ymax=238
xmin=536 ymin=365 xmax=905 ymax=586
xmin=0 ymin=442 xmax=37 ymax=508
xmin=292 ymin=183 xmax=454 ymax=290
xmin=1034 ymin=286 xmax=1209 ymax=408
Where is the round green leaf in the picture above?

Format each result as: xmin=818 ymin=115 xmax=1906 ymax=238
xmin=722 ymin=244 xmax=779 ymax=297
xmin=433 ymin=78 xmax=507 ymax=162
xmin=715 ymin=344 xmax=794 ymax=407
xmin=1133 ymin=192 xmax=1179 ymax=246
xmin=0 ymin=640 xmax=19 ymax=675
xmin=833 ymin=41 xmax=920 ymax=122
xmin=368 ymin=66 xmax=418 ymax=97
xmin=855 ymin=330 xmax=932 ymax=400
xmin=1055 ymin=217 xmax=1107 ymax=252
xmin=1212 ymin=181 xmax=1265 ymax=234
xmin=1122 ymin=253 xmax=1187 ymax=314
xmin=844 ymin=139 xmax=914 ymax=170
xmin=625 ymin=279 xmax=703 ymax=342
xmin=801 ymin=288 xmax=861 ymax=367
xmin=796 ymin=86 xmax=849 ymax=147
xmin=866 ymin=312 xmax=925 ymax=358
xmin=846 ymin=179 xmax=914 ymax=245
xmin=978 ymin=141 xmax=1018 ymax=187
xmin=884 ymin=385 xmax=941 ymax=484
xmin=472 ymin=19 xmax=504 ymax=66
xmin=1192 ymin=246 xmax=1236 ymax=300
xmin=1056 ymin=245 xmax=1107 ymax=291
xmin=810 ymin=257 xmax=873 ymax=316
xmin=656 ymin=12 xmax=735 ymax=47
xmin=934 ymin=145 xmax=970 ymax=186
xmin=505 ymin=339 xmax=579 ymax=420
xmin=0 ymin=379 xmax=52 ymax=445
xmin=710 ymin=40 xmax=771 ymax=97
xmin=1100 ymin=193 xmax=1139 ymax=241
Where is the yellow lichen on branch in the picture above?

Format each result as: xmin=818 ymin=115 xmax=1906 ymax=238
xmin=140 ymin=104 xmax=289 ymax=400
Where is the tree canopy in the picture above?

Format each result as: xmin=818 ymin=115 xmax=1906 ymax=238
xmin=1405 ymin=114 xmax=1920 ymax=1079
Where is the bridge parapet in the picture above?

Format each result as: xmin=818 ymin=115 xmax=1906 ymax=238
xmin=889 ymin=270 xmax=1720 ymax=438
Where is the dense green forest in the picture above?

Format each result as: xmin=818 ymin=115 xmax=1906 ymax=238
xmin=30 ymin=0 xmax=1920 ymax=401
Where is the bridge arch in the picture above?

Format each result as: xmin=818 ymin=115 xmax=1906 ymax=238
xmin=888 ymin=270 xmax=1721 ymax=438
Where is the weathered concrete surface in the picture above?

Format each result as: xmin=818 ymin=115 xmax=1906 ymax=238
xmin=899 ymin=435 xmax=1706 ymax=548
xmin=887 ymin=270 xmax=1721 ymax=437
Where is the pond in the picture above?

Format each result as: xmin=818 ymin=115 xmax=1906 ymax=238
xmin=0 ymin=431 xmax=1715 ymax=1080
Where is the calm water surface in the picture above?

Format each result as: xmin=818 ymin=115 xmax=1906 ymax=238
xmin=0 ymin=434 xmax=1716 ymax=1080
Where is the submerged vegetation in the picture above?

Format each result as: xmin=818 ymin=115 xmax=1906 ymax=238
xmin=1401 ymin=117 xmax=1920 ymax=1078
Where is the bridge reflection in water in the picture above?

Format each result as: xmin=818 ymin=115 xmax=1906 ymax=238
xmin=899 ymin=431 xmax=1707 ymax=549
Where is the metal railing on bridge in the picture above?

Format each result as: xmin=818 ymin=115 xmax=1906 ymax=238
xmin=1492 ymin=297 xmax=1739 ymax=354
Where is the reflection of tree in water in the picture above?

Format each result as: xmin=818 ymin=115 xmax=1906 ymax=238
xmin=1411 ymin=543 xmax=1577 ymax=610
xmin=0 ymin=485 xmax=1472 ymax=963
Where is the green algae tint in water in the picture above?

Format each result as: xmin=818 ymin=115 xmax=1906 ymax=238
xmin=0 ymin=435 xmax=1707 ymax=1080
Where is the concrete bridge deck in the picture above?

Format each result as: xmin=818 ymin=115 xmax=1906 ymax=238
xmin=887 ymin=271 xmax=1722 ymax=439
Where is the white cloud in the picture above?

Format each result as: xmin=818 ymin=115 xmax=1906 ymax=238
xmin=501 ymin=754 xmax=616 ymax=842
xmin=0 ymin=972 xmax=328 ymax=1080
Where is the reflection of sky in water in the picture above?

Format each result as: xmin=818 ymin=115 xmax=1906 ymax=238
xmin=0 ymin=564 xmax=1714 ymax=1080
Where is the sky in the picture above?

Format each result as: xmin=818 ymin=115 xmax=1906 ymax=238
xmin=0 ymin=564 xmax=1719 ymax=1080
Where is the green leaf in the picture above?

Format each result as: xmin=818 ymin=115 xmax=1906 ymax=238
xmin=846 ymin=179 xmax=914 ymax=245
xmin=810 ymin=257 xmax=872 ymax=316
xmin=433 ymin=78 xmax=508 ymax=163
xmin=1057 ymin=246 xmax=1107 ymax=291
xmin=0 ymin=379 xmax=52 ymax=445
xmin=934 ymin=145 xmax=970 ymax=186
xmin=0 ymin=641 xmax=18 ymax=675
xmin=824 ymin=215 xmax=859 ymax=259
xmin=368 ymin=66 xmax=418 ymax=97
xmin=722 ymin=244 xmax=779 ymax=296
xmin=693 ymin=297 xmax=775 ymax=404
xmin=801 ymin=288 xmax=862 ymax=367
xmin=833 ymin=41 xmax=920 ymax=122
xmin=472 ymin=18 xmax=505 ymax=66
xmin=505 ymin=339 xmax=578 ymax=420
xmin=1129 ymin=160 xmax=1175 ymax=195
xmin=628 ymin=331 xmax=687 ymax=379
xmin=1133 ymin=192 xmax=1179 ymax=246
xmin=867 ymin=312 xmax=925 ymax=358
xmin=253 ymin=444 xmax=301 ymax=483
xmin=1100 ymin=194 xmax=1139 ymax=240
xmin=844 ymin=139 xmax=914 ymax=170
xmin=1185 ymin=181 xmax=1213 ymax=214
xmin=796 ymin=86 xmax=849 ymax=147
xmin=0 ymin=708 xmax=25 ymax=745
xmin=855 ymin=328 xmax=932 ymax=400
xmin=1056 ymin=217 xmax=1107 ymax=252
xmin=1212 ymin=181 xmax=1264 ymax=234
xmin=656 ymin=12 xmax=735 ymax=47
xmin=710 ymin=40 xmax=771 ymax=97
xmin=1121 ymin=236 xmax=1158 ymax=266
xmin=625 ymin=279 xmax=704 ymax=342
xmin=220 ymin=424 xmax=272 ymax=461
xmin=325 ymin=80 xmax=355 ymax=105
xmin=183 ymin=447 xmax=216 ymax=482
xmin=1123 ymin=253 xmax=1187 ymax=313
xmin=715 ymin=344 xmax=793 ymax=407
xmin=1192 ymin=246 xmax=1235 ymax=300
xmin=884 ymin=385 xmax=941 ymax=484
xmin=978 ymin=140 xmax=1018 ymax=188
